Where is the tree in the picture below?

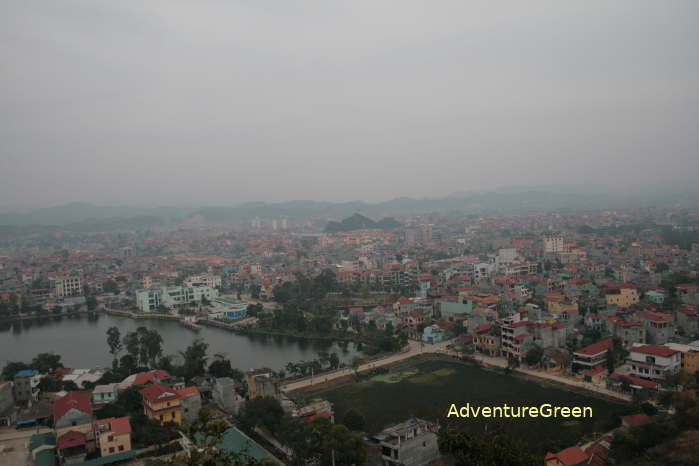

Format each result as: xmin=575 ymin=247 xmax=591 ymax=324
xmin=106 ymin=327 xmax=122 ymax=360
xmin=103 ymin=280 xmax=119 ymax=294
xmin=238 ymin=397 xmax=285 ymax=434
xmin=525 ymin=346 xmax=543 ymax=367
xmin=342 ymin=409 xmax=365 ymax=431
xmin=208 ymin=359 xmax=244 ymax=382
xmin=180 ymin=339 xmax=209 ymax=381
xmin=85 ymin=295 xmax=99 ymax=311
xmin=328 ymin=352 xmax=340 ymax=370
xmin=438 ymin=427 xmax=539 ymax=466
xmin=30 ymin=353 xmax=63 ymax=374
xmin=350 ymin=356 xmax=361 ymax=376
xmin=281 ymin=416 xmax=366 ymax=466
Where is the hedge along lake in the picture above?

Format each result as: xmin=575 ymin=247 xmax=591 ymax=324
xmin=0 ymin=313 xmax=361 ymax=370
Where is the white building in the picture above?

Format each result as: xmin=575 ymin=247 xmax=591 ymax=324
xmin=52 ymin=276 xmax=83 ymax=298
xmin=543 ymin=235 xmax=565 ymax=254
xmin=135 ymin=285 xmax=219 ymax=312
xmin=184 ymin=274 xmax=222 ymax=289
xmin=628 ymin=344 xmax=681 ymax=380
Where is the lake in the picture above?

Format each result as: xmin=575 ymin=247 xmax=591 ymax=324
xmin=0 ymin=313 xmax=360 ymax=371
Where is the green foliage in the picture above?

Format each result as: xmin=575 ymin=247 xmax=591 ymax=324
xmin=103 ymin=280 xmax=119 ymax=294
xmin=238 ymin=397 xmax=285 ymax=435
xmin=439 ymin=427 xmax=539 ymax=466
xmin=30 ymin=352 xmax=63 ymax=374
xmin=85 ymin=295 xmax=99 ymax=310
xmin=106 ymin=326 xmax=122 ymax=358
xmin=208 ymin=359 xmax=244 ymax=383
xmin=179 ymin=339 xmax=209 ymax=381
xmin=341 ymin=409 xmax=365 ymax=431
xmin=279 ymin=416 xmax=366 ymax=466
xmin=525 ymin=346 xmax=543 ymax=367
xmin=2 ymin=361 xmax=30 ymax=380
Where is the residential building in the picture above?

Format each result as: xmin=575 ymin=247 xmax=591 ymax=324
xmin=14 ymin=369 xmax=41 ymax=403
xmin=544 ymin=446 xmax=588 ymax=466
xmin=28 ymin=432 xmax=56 ymax=466
xmin=635 ymin=310 xmax=675 ymax=344
xmin=627 ymin=344 xmax=681 ymax=380
xmin=94 ymin=417 xmax=132 ymax=457
xmin=246 ymin=368 xmax=279 ymax=400
xmin=212 ymin=377 xmax=239 ymax=415
xmin=666 ymin=342 xmax=699 ymax=375
xmin=572 ymin=339 xmax=613 ymax=373
xmin=139 ymin=384 xmax=182 ymax=425
xmin=421 ymin=325 xmax=445 ymax=344
xmin=676 ymin=305 xmax=699 ymax=335
xmin=605 ymin=285 xmax=639 ymax=308
xmin=52 ymin=276 xmax=82 ymax=298
xmin=473 ymin=325 xmax=500 ymax=357
xmin=543 ymin=235 xmax=565 ymax=254
xmin=53 ymin=391 xmax=93 ymax=429
xmin=175 ymin=386 xmax=201 ymax=423
xmin=184 ymin=274 xmax=222 ymax=289
xmin=379 ymin=418 xmax=440 ymax=466
xmin=92 ymin=383 xmax=118 ymax=406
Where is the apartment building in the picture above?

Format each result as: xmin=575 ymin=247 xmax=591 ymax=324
xmin=572 ymin=339 xmax=613 ymax=373
xmin=543 ymin=235 xmax=566 ymax=254
xmin=94 ymin=417 xmax=132 ymax=457
xmin=184 ymin=274 xmax=222 ymax=289
xmin=635 ymin=311 xmax=675 ymax=345
xmin=605 ymin=285 xmax=639 ymax=308
xmin=52 ymin=276 xmax=83 ymax=298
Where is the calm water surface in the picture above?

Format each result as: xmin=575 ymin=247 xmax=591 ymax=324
xmin=0 ymin=313 xmax=360 ymax=371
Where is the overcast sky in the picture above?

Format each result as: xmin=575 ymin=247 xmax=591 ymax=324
xmin=1 ymin=1 xmax=698 ymax=208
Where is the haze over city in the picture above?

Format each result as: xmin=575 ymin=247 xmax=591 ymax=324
xmin=2 ymin=1 xmax=698 ymax=208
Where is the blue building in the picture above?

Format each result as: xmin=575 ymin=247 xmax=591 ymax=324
xmin=422 ymin=325 xmax=445 ymax=344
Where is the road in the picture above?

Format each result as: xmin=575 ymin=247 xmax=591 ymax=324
xmin=281 ymin=338 xmax=454 ymax=392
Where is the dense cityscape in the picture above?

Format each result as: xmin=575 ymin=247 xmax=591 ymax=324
xmin=0 ymin=204 xmax=698 ymax=465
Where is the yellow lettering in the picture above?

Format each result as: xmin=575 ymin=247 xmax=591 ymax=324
xmin=447 ymin=404 xmax=460 ymax=417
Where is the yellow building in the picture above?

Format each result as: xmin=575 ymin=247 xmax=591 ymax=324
xmin=139 ymin=384 xmax=182 ymax=425
xmin=605 ymin=285 xmax=639 ymax=307
xmin=666 ymin=343 xmax=699 ymax=375
xmin=94 ymin=417 xmax=132 ymax=457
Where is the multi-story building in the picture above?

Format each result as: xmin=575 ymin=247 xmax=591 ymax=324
xmin=543 ymin=235 xmax=565 ymax=254
xmin=665 ymin=342 xmax=699 ymax=376
xmin=0 ymin=382 xmax=15 ymax=427
xmin=213 ymin=377 xmax=239 ymax=415
xmin=379 ymin=418 xmax=440 ymax=466
xmin=52 ymin=276 xmax=82 ymax=298
xmin=139 ymin=384 xmax=182 ymax=425
xmin=184 ymin=274 xmax=222 ymax=289
xmin=605 ymin=285 xmax=639 ymax=308
xmin=135 ymin=285 xmax=219 ymax=312
xmin=572 ymin=339 xmax=613 ymax=373
xmin=94 ymin=417 xmax=132 ymax=457
xmin=627 ymin=344 xmax=681 ymax=380
xmin=175 ymin=386 xmax=201 ymax=424
xmin=635 ymin=311 xmax=675 ymax=345
xmin=246 ymin=368 xmax=279 ymax=400
xmin=14 ymin=369 xmax=41 ymax=403
xmin=607 ymin=317 xmax=645 ymax=347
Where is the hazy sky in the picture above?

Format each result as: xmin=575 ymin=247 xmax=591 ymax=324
xmin=2 ymin=1 xmax=698 ymax=208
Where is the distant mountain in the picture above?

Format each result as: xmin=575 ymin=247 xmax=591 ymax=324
xmin=325 ymin=213 xmax=401 ymax=233
xmin=1 ymin=187 xmax=698 ymax=229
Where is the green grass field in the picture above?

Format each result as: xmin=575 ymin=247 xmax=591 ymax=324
xmin=316 ymin=358 xmax=632 ymax=452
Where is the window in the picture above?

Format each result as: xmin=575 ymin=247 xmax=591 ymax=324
xmin=118 ymin=445 xmax=124 ymax=451
xmin=108 ymin=435 xmax=114 ymax=442
xmin=109 ymin=447 xmax=115 ymax=453
xmin=172 ymin=412 xmax=176 ymax=419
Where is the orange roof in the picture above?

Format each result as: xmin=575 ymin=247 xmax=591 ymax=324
xmin=175 ymin=386 xmax=200 ymax=399
xmin=544 ymin=446 xmax=589 ymax=466
xmin=95 ymin=417 xmax=132 ymax=436
xmin=139 ymin=383 xmax=180 ymax=404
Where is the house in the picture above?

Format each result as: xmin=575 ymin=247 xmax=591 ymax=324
xmin=582 ymin=366 xmax=607 ymax=385
xmin=606 ymin=317 xmax=645 ymax=347
xmin=473 ymin=325 xmax=500 ymax=357
xmin=14 ymin=369 xmax=41 ymax=404
xmin=583 ymin=313 xmax=602 ymax=331
xmin=378 ymin=418 xmax=441 ymax=466
xmin=191 ymin=426 xmax=282 ymax=464
xmin=212 ymin=377 xmax=240 ymax=415
xmin=605 ymin=284 xmax=639 ymax=308
xmin=666 ymin=342 xmax=699 ymax=375
xmin=627 ymin=344 xmax=681 ymax=380
xmin=53 ymin=391 xmax=93 ymax=429
xmin=544 ymin=446 xmax=588 ymax=466
xmin=92 ymin=383 xmax=118 ymax=406
xmin=608 ymin=373 xmax=658 ymax=394
xmin=422 ymin=325 xmax=445 ymax=344
xmin=139 ymin=383 xmax=182 ymax=425
xmin=57 ymin=430 xmax=88 ymax=464
xmin=175 ymin=386 xmax=201 ymax=423
xmin=246 ymin=368 xmax=279 ymax=400
xmin=572 ymin=339 xmax=613 ymax=373
xmin=676 ymin=305 xmax=698 ymax=335
xmin=634 ymin=311 xmax=675 ymax=344
xmin=620 ymin=413 xmax=653 ymax=429
xmin=94 ymin=417 xmax=132 ymax=457
xmin=119 ymin=370 xmax=173 ymax=390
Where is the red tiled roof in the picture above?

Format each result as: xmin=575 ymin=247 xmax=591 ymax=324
xmin=544 ymin=446 xmax=589 ymax=466
xmin=609 ymin=373 xmax=658 ymax=389
xmin=175 ymin=386 xmax=200 ymax=399
xmin=133 ymin=370 xmax=173 ymax=386
xmin=95 ymin=417 xmax=132 ymax=436
xmin=58 ymin=430 xmax=86 ymax=450
xmin=139 ymin=383 xmax=180 ymax=404
xmin=584 ymin=366 xmax=606 ymax=377
xmin=621 ymin=413 xmax=653 ymax=428
xmin=631 ymin=344 xmax=678 ymax=358
xmin=636 ymin=311 xmax=673 ymax=323
xmin=473 ymin=324 xmax=492 ymax=333
xmin=574 ymin=339 xmax=613 ymax=356
xmin=53 ymin=391 xmax=92 ymax=421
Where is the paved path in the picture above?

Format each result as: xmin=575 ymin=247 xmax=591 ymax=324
xmin=0 ymin=427 xmax=51 ymax=443
xmin=281 ymin=339 xmax=454 ymax=392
